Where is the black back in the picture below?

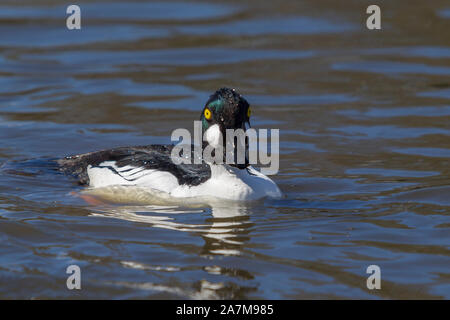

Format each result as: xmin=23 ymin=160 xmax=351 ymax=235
xmin=57 ymin=144 xmax=211 ymax=187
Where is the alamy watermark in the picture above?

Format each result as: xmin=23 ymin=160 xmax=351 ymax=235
xmin=66 ymin=4 xmax=381 ymax=31
xmin=66 ymin=5 xmax=81 ymax=30
xmin=66 ymin=265 xmax=81 ymax=290
xmin=170 ymin=121 xmax=279 ymax=175
xmin=366 ymin=5 xmax=381 ymax=30
xmin=366 ymin=265 xmax=381 ymax=290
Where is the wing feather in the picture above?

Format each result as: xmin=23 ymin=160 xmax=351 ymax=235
xmin=57 ymin=144 xmax=211 ymax=186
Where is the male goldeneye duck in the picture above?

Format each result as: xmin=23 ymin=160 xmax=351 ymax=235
xmin=58 ymin=88 xmax=281 ymax=201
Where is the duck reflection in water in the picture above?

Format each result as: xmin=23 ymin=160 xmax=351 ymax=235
xmin=82 ymin=185 xmax=254 ymax=257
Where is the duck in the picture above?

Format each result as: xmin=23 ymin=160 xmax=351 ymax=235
xmin=58 ymin=88 xmax=281 ymax=201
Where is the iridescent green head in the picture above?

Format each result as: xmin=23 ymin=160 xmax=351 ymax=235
xmin=200 ymin=87 xmax=251 ymax=134
xmin=199 ymin=88 xmax=251 ymax=169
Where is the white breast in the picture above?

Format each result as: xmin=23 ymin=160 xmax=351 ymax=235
xmin=171 ymin=164 xmax=282 ymax=201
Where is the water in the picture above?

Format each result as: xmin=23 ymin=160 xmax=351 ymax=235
xmin=0 ymin=0 xmax=449 ymax=299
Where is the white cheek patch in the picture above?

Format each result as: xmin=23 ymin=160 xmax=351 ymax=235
xmin=204 ymin=124 xmax=222 ymax=148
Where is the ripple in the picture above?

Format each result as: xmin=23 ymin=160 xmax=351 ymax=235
xmin=360 ymin=46 xmax=450 ymax=59
xmin=0 ymin=25 xmax=168 ymax=47
xmin=418 ymin=89 xmax=450 ymax=100
xmin=439 ymin=8 xmax=450 ymax=19
xmin=330 ymin=125 xmax=450 ymax=139
xmin=333 ymin=61 xmax=450 ymax=76
xmin=391 ymin=147 xmax=450 ymax=158
xmin=346 ymin=168 xmax=439 ymax=178
xmin=180 ymin=16 xmax=355 ymax=36
xmin=338 ymin=106 xmax=450 ymax=118
xmin=0 ymin=2 xmax=236 ymax=21
xmin=20 ymin=48 xmax=313 ymax=71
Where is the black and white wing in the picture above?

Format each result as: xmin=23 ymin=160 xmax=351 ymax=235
xmin=57 ymin=144 xmax=211 ymax=187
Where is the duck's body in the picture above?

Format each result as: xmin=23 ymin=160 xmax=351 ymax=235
xmin=58 ymin=144 xmax=281 ymax=201
xmin=58 ymin=88 xmax=281 ymax=201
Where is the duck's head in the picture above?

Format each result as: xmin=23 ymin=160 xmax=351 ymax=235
xmin=200 ymin=87 xmax=251 ymax=169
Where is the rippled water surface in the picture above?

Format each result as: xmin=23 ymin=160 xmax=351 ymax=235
xmin=0 ymin=0 xmax=449 ymax=299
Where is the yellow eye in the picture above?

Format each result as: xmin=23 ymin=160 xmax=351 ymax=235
xmin=247 ymin=107 xmax=251 ymax=118
xmin=204 ymin=108 xmax=212 ymax=120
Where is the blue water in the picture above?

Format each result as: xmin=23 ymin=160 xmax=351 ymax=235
xmin=0 ymin=0 xmax=449 ymax=299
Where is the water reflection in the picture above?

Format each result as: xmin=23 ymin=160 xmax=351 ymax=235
xmin=200 ymin=206 xmax=252 ymax=256
xmin=85 ymin=187 xmax=253 ymax=256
